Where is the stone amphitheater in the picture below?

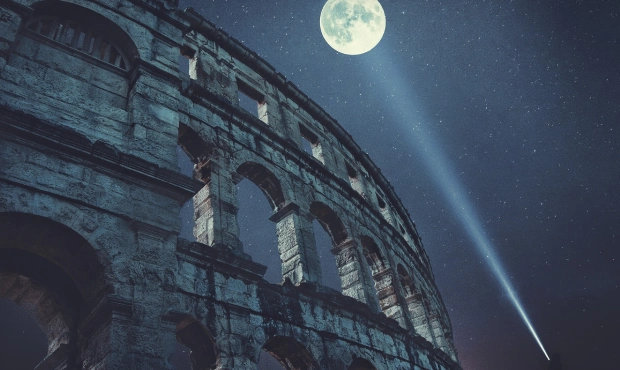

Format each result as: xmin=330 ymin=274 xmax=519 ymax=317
xmin=0 ymin=0 xmax=461 ymax=369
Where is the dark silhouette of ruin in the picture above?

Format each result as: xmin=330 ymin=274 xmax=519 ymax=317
xmin=0 ymin=0 xmax=461 ymax=368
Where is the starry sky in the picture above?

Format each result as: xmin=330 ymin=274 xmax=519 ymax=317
xmin=1 ymin=1 xmax=618 ymax=369
xmin=176 ymin=0 xmax=619 ymax=369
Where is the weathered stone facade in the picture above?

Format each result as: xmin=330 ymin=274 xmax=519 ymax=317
xmin=0 ymin=0 xmax=461 ymax=369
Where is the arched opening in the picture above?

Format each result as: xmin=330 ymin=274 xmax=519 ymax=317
xmin=237 ymin=162 xmax=285 ymax=211
xmin=309 ymin=202 xmax=349 ymax=291
xmin=348 ymin=358 xmax=377 ymax=370
xmin=309 ymin=202 xmax=348 ymax=245
xmin=0 ymin=251 xmax=85 ymax=369
xmin=260 ymin=336 xmax=319 ymax=370
xmin=0 ymin=212 xmax=107 ymax=368
xmin=0 ymin=213 xmax=106 ymax=307
xmin=174 ymin=317 xmax=218 ymax=370
xmin=236 ymin=162 xmax=286 ymax=283
xmin=28 ymin=1 xmax=138 ymax=70
xmin=236 ymin=178 xmax=280 ymax=283
xmin=312 ymin=219 xmax=341 ymax=291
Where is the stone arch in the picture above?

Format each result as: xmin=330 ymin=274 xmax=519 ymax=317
xmin=309 ymin=201 xmax=348 ymax=245
xmin=28 ymin=0 xmax=140 ymax=66
xmin=237 ymin=161 xmax=286 ymax=211
xmin=178 ymin=123 xmax=216 ymax=165
xmin=260 ymin=336 xmax=320 ymax=370
xmin=175 ymin=316 xmax=219 ymax=370
xmin=348 ymin=357 xmax=378 ymax=370
xmin=0 ymin=251 xmax=80 ymax=362
xmin=0 ymin=212 xmax=108 ymax=305
xmin=0 ymin=212 xmax=107 ymax=368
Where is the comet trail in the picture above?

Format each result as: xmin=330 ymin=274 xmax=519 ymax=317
xmin=365 ymin=49 xmax=550 ymax=361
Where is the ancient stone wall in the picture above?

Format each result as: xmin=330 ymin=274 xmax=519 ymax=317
xmin=0 ymin=0 xmax=461 ymax=368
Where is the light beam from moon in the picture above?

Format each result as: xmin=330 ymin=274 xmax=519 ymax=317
xmin=320 ymin=0 xmax=386 ymax=55
xmin=363 ymin=46 xmax=551 ymax=361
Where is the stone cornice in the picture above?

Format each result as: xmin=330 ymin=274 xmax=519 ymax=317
xmin=0 ymin=106 xmax=203 ymax=204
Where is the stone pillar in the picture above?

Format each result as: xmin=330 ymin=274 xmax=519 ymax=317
xmin=193 ymin=159 xmax=242 ymax=254
xmin=429 ymin=313 xmax=458 ymax=361
xmin=270 ymin=203 xmax=321 ymax=285
xmin=332 ymin=239 xmax=381 ymax=312
xmin=430 ymin=314 xmax=449 ymax=354
xmin=126 ymin=68 xmax=180 ymax=171
xmin=373 ymin=268 xmax=410 ymax=329
xmin=79 ymin=296 xmax=179 ymax=370
xmin=405 ymin=292 xmax=436 ymax=345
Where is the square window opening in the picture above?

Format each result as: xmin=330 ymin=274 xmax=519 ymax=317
xmin=299 ymin=124 xmax=324 ymax=163
xmin=237 ymin=79 xmax=268 ymax=124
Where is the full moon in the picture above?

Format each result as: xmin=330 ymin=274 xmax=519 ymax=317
xmin=320 ymin=0 xmax=386 ymax=55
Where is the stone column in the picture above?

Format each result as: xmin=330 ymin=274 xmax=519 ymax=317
xmin=126 ymin=66 xmax=181 ymax=171
xmin=270 ymin=203 xmax=321 ymax=285
xmin=405 ymin=292 xmax=436 ymax=345
xmin=332 ymin=239 xmax=381 ymax=312
xmin=193 ymin=158 xmax=243 ymax=254
xmin=430 ymin=314 xmax=449 ymax=353
xmin=373 ymin=267 xmax=411 ymax=329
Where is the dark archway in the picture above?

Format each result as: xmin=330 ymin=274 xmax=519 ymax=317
xmin=0 ymin=250 xmax=82 ymax=356
xmin=178 ymin=123 xmax=214 ymax=165
xmin=348 ymin=357 xmax=377 ymax=370
xmin=175 ymin=317 xmax=219 ymax=370
xmin=0 ymin=212 xmax=108 ymax=368
xmin=0 ymin=212 xmax=107 ymax=308
xmin=261 ymin=336 xmax=320 ymax=370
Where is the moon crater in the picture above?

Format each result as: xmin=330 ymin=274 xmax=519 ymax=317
xmin=320 ymin=0 xmax=386 ymax=55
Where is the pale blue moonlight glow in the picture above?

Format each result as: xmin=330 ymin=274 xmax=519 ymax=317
xmin=366 ymin=49 xmax=551 ymax=361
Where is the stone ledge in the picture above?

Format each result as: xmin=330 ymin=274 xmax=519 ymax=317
xmin=0 ymin=106 xmax=203 ymax=203
xmin=176 ymin=238 xmax=268 ymax=279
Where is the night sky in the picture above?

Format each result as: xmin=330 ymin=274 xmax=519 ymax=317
xmin=1 ymin=1 xmax=618 ymax=369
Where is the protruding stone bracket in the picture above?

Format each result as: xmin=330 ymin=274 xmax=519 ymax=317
xmin=131 ymin=220 xmax=172 ymax=240
xmin=176 ymin=238 xmax=267 ymax=279
xmin=79 ymin=295 xmax=134 ymax=340
xmin=268 ymin=202 xmax=300 ymax=223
